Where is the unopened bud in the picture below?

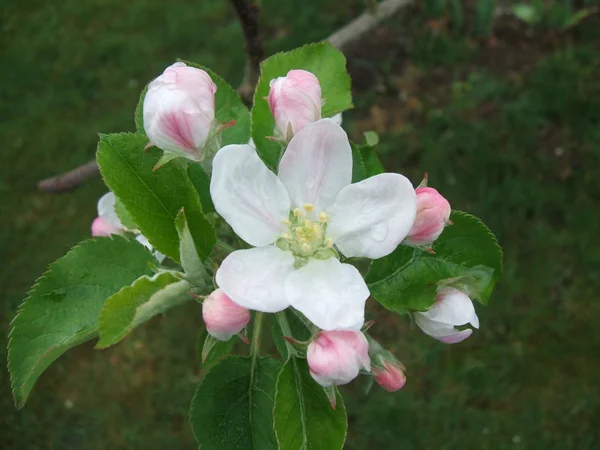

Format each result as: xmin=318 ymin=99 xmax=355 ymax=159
xmin=307 ymin=330 xmax=370 ymax=387
xmin=373 ymin=360 xmax=406 ymax=392
xmin=405 ymin=187 xmax=451 ymax=246
xmin=414 ymin=287 xmax=479 ymax=344
xmin=202 ymin=289 xmax=250 ymax=341
xmin=268 ymin=70 xmax=322 ymax=141
xmin=143 ymin=62 xmax=217 ymax=161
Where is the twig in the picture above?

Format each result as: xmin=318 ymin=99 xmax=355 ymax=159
xmin=37 ymin=160 xmax=100 ymax=193
xmin=327 ymin=0 xmax=413 ymax=51
xmin=231 ymin=0 xmax=264 ymax=105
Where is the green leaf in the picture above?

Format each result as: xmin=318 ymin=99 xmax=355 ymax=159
xmin=366 ymin=211 xmax=503 ymax=312
xmin=96 ymin=272 xmax=190 ymax=349
xmin=134 ymin=84 xmax=148 ymax=136
xmin=114 ymin=196 xmax=137 ymax=229
xmin=175 ymin=209 xmax=210 ymax=286
xmin=196 ymin=329 xmax=236 ymax=368
xmin=187 ymin=163 xmax=215 ymax=213
xmin=97 ymin=132 xmax=216 ymax=262
xmin=252 ymin=42 xmax=353 ymax=169
xmin=8 ymin=236 xmax=156 ymax=407
xmin=190 ymin=356 xmax=280 ymax=450
xmin=351 ymin=143 xmax=384 ymax=183
xmin=135 ymin=63 xmax=251 ymax=148
xmin=273 ymin=358 xmax=347 ymax=450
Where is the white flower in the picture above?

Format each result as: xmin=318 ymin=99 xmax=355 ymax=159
xmin=210 ymin=119 xmax=417 ymax=331
xmin=414 ymin=287 xmax=480 ymax=344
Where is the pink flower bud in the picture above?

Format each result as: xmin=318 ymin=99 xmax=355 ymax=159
xmin=268 ymin=70 xmax=322 ymax=141
xmin=307 ymin=330 xmax=370 ymax=387
xmin=373 ymin=360 xmax=406 ymax=392
xmin=414 ymin=287 xmax=479 ymax=344
xmin=405 ymin=187 xmax=451 ymax=246
xmin=91 ymin=217 xmax=122 ymax=237
xmin=202 ymin=289 xmax=250 ymax=341
xmin=143 ymin=62 xmax=217 ymax=160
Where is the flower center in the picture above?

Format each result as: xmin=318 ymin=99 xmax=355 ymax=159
xmin=276 ymin=204 xmax=338 ymax=267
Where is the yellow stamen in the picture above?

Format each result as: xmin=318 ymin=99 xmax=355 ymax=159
xmin=319 ymin=211 xmax=329 ymax=223
xmin=281 ymin=233 xmax=290 ymax=240
xmin=327 ymin=238 xmax=333 ymax=248
xmin=303 ymin=203 xmax=314 ymax=212
xmin=293 ymin=208 xmax=303 ymax=217
xmin=282 ymin=218 xmax=291 ymax=225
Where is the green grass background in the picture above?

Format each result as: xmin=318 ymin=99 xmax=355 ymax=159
xmin=1 ymin=0 xmax=599 ymax=448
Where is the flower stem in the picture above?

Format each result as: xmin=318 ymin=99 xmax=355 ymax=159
xmin=276 ymin=312 xmax=298 ymax=358
xmin=250 ymin=312 xmax=264 ymax=363
xmin=216 ymin=239 xmax=237 ymax=254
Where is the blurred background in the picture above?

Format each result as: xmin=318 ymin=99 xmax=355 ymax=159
xmin=1 ymin=0 xmax=600 ymax=448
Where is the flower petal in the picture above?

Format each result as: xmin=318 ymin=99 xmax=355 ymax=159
xmin=211 ymin=145 xmax=291 ymax=246
xmin=414 ymin=313 xmax=474 ymax=344
xmin=427 ymin=288 xmax=479 ymax=327
xmin=97 ymin=192 xmax=124 ymax=229
xmin=286 ymin=258 xmax=369 ymax=331
xmin=216 ymin=246 xmax=295 ymax=313
xmin=327 ymin=173 xmax=417 ymax=259
xmin=278 ymin=119 xmax=352 ymax=214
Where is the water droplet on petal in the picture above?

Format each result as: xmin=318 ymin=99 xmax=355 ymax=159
xmin=371 ymin=223 xmax=388 ymax=242
xmin=181 ymin=99 xmax=200 ymax=115
xmin=163 ymin=69 xmax=178 ymax=84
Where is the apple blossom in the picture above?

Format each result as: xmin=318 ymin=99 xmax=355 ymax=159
xmin=307 ymin=330 xmax=371 ymax=387
xmin=211 ymin=119 xmax=417 ymax=331
xmin=414 ymin=287 xmax=480 ymax=344
xmin=373 ymin=360 xmax=406 ymax=392
xmin=202 ymin=289 xmax=250 ymax=341
xmin=268 ymin=69 xmax=322 ymax=141
xmin=405 ymin=186 xmax=451 ymax=246
xmin=143 ymin=62 xmax=217 ymax=160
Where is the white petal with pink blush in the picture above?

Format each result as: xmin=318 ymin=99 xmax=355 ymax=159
xmin=211 ymin=119 xmax=417 ymax=331
xmin=414 ymin=287 xmax=480 ymax=344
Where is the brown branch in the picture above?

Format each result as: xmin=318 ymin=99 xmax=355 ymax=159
xmin=327 ymin=0 xmax=413 ymax=51
xmin=231 ymin=0 xmax=264 ymax=105
xmin=37 ymin=159 xmax=100 ymax=193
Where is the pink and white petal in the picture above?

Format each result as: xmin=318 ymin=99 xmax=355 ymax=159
xmin=278 ymin=119 xmax=352 ymax=213
xmin=91 ymin=217 xmax=122 ymax=237
xmin=97 ymin=192 xmax=124 ymax=229
xmin=286 ymin=258 xmax=369 ymax=331
xmin=216 ymin=246 xmax=295 ymax=313
xmin=414 ymin=313 xmax=473 ymax=344
xmin=437 ymin=329 xmax=473 ymax=344
xmin=327 ymin=173 xmax=417 ymax=259
xmin=211 ymin=145 xmax=291 ymax=247
xmin=428 ymin=289 xmax=478 ymax=327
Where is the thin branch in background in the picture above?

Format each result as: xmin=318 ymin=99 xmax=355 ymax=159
xmin=231 ymin=0 xmax=264 ymax=105
xmin=327 ymin=0 xmax=413 ymax=51
xmin=37 ymin=160 xmax=100 ymax=193
xmin=37 ymin=0 xmax=415 ymax=193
